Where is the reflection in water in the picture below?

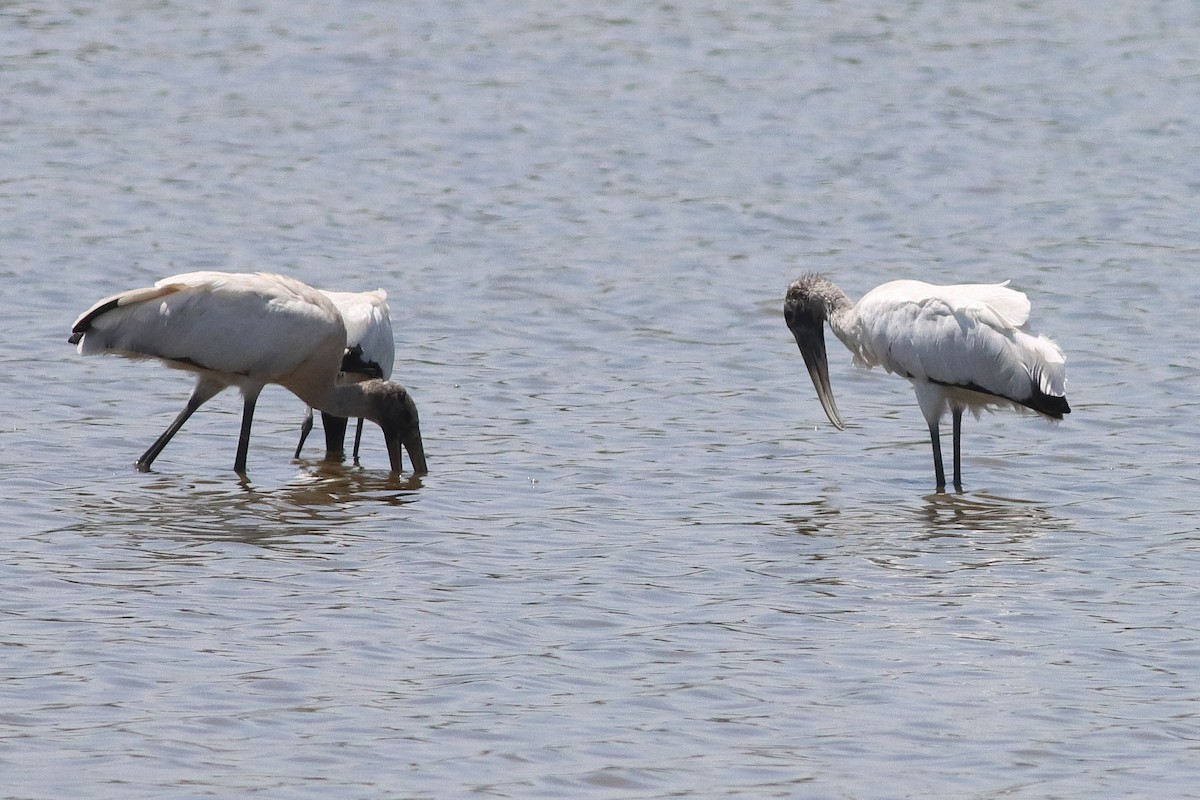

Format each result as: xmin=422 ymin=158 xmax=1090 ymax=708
xmin=917 ymin=490 xmax=1069 ymax=536
xmin=777 ymin=488 xmax=1073 ymax=579
xmin=9 ymin=0 xmax=1200 ymax=794
xmin=60 ymin=464 xmax=422 ymax=548
xmin=290 ymin=459 xmax=426 ymax=502
xmin=783 ymin=489 xmax=1068 ymax=539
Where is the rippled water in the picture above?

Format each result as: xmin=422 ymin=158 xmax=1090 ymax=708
xmin=4 ymin=1 xmax=1200 ymax=797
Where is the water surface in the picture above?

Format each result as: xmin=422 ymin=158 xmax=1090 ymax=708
xmin=3 ymin=1 xmax=1199 ymax=797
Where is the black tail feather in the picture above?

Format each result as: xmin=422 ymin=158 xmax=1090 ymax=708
xmin=931 ymin=378 xmax=1070 ymax=419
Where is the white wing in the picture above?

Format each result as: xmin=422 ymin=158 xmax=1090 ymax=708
xmin=851 ymin=280 xmax=1064 ymax=403
xmin=934 ymin=281 xmax=1030 ymax=328
xmin=73 ymin=272 xmax=343 ymax=381
xmin=321 ymin=289 xmax=395 ymax=379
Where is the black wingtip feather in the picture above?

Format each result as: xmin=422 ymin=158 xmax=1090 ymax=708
xmin=340 ymin=344 xmax=385 ymax=379
xmin=931 ymin=378 xmax=1070 ymax=419
xmin=1028 ymin=389 xmax=1070 ymax=419
xmin=69 ymin=297 xmax=121 ymax=343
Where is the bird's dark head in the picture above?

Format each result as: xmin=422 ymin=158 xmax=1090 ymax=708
xmin=784 ymin=274 xmax=845 ymax=431
xmin=364 ymin=380 xmax=428 ymax=476
xmin=783 ymin=273 xmax=832 ymax=331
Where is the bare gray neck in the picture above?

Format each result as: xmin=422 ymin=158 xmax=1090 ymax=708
xmin=298 ymin=381 xmax=375 ymax=422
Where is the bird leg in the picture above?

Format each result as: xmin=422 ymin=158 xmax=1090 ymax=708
xmin=952 ymin=407 xmax=964 ymax=491
xmin=295 ymin=408 xmax=315 ymax=458
xmin=928 ymin=421 xmax=947 ymax=491
xmin=352 ymin=417 xmax=366 ymax=462
xmin=320 ymin=411 xmax=349 ymax=461
xmin=137 ymin=379 xmax=223 ymax=472
xmin=233 ymin=389 xmax=262 ymax=474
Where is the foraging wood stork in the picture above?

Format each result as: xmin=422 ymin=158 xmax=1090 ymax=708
xmin=69 ymin=271 xmax=427 ymax=476
xmin=294 ymin=289 xmax=395 ymax=462
xmin=783 ymin=274 xmax=1069 ymax=490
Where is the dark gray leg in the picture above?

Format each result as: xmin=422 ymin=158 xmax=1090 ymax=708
xmin=233 ymin=389 xmax=262 ymax=474
xmin=320 ymin=411 xmax=348 ymax=460
xmin=952 ymin=407 xmax=964 ymax=491
xmin=295 ymin=408 xmax=314 ymax=458
xmin=352 ymin=418 xmax=366 ymax=462
xmin=137 ymin=380 xmax=222 ymax=471
xmin=928 ymin=421 xmax=946 ymax=490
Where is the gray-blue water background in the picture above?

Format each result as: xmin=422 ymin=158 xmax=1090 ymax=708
xmin=3 ymin=1 xmax=1199 ymax=797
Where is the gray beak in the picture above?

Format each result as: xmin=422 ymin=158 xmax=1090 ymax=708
xmin=383 ymin=390 xmax=428 ymax=476
xmin=791 ymin=321 xmax=845 ymax=430
xmin=386 ymin=428 xmax=428 ymax=476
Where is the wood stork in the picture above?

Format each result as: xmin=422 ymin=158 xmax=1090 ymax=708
xmin=294 ymin=289 xmax=395 ymax=463
xmin=69 ymin=271 xmax=427 ymax=476
xmin=783 ymin=274 xmax=1069 ymax=490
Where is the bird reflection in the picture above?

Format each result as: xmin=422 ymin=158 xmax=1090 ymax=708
xmin=918 ymin=490 xmax=1063 ymax=536
xmin=63 ymin=464 xmax=422 ymax=549
xmin=780 ymin=488 xmax=1068 ymax=544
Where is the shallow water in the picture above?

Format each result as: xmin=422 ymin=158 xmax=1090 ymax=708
xmin=3 ymin=1 xmax=1200 ymax=797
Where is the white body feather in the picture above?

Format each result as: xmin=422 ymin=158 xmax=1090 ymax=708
xmin=784 ymin=273 xmax=1069 ymax=488
xmin=74 ymin=271 xmax=346 ymax=391
xmin=320 ymin=289 xmax=395 ymax=381
xmin=292 ymin=288 xmax=397 ymax=460
xmin=829 ymin=279 xmax=1067 ymax=421
xmin=70 ymin=271 xmax=426 ymax=474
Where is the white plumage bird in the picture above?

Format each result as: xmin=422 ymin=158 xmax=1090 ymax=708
xmin=294 ymin=289 xmax=395 ymax=462
xmin=784 ymin=274 xmax=1069 ymax=490
xmin=69 ymin=271 xmax=427 ymax=476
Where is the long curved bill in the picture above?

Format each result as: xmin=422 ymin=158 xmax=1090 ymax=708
xmin=385 ymin=422 xmax=428 ymax=476
xmin=383 ymin=390 xmax=429 ymax=476
xmin=398 ymin=431 xmax=428 ymax=476
xmin=791 ymin=323 xmax=845 ymax=430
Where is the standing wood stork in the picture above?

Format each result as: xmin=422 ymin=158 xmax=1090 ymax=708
xmin=294 ymin=289 xmax=395 ymax=463
xmin=783 ymin=274 xmax=1069 ymax=490
xmin=69 ymin=271 xmax=427 ymax=476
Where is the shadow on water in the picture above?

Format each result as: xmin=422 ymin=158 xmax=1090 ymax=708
xmin=58 ymin=462 xmax=424 ymax=548
xmin=782 ymin=484 xmax=1075 ymax=554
